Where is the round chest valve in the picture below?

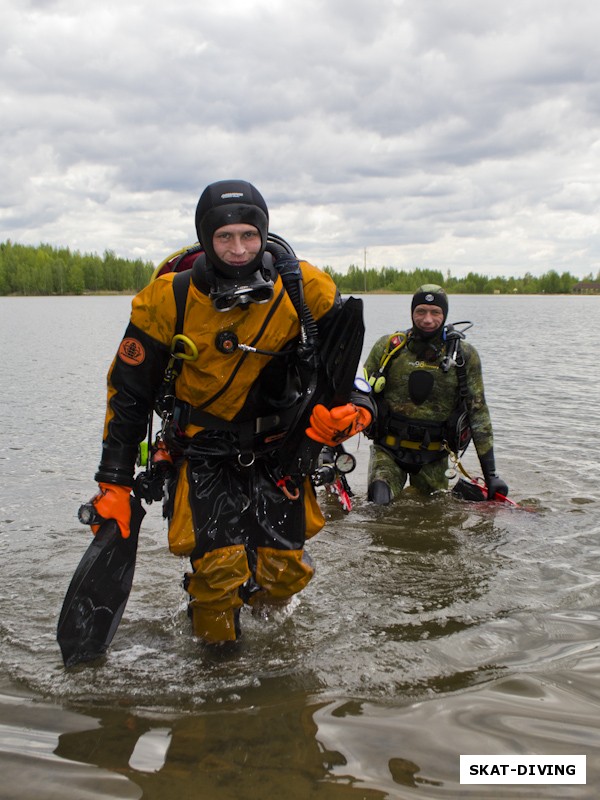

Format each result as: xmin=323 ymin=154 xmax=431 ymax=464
xmin=215 ymin=331 xmax=239 ymax=354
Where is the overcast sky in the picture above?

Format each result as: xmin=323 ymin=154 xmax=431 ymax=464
xmin=3 ymin=0 xmax=600 ymax=277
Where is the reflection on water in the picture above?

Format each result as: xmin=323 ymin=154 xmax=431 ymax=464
xmin=52 ymin=693 xmax=392 ymax=800
xmin=4 ymin=649 xmax=600 ymax=800
xmin=1 ymin=295 xmax=600 ymax=799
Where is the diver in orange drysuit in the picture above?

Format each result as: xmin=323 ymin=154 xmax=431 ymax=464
xmin=86 ymin=180 xmax=374 ymax=644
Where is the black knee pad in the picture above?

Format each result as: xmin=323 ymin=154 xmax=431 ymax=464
xmin=368 ymin=480 xmax=392 ymax=505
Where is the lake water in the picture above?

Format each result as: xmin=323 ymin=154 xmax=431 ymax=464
xmin=1 ymin=292 xmax=599 ymax=799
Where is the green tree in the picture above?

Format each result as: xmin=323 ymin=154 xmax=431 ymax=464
xmin=67 ymin=262 xmax=85 ymax=294
xmin=0 ymin=240 xmax=589 ymax=296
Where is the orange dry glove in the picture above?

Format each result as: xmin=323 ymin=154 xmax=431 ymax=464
xmin=306 ymin=403 xmax=372 ymax=447
xmin=90 ymin=482 xmax=132 ymax=539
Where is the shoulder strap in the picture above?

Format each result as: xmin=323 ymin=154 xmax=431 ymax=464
xmin=380 ymin=331 xmax=408 ymax=368
xmin=454 ymin=340 xmax=470 ymax=403
xmin=369 ymin=331 xmax=408 ymax=390
xmin=366 ymin=331 xmax=408 ymax=394
xmin=172 ymin=270 xmax=192 ymax=336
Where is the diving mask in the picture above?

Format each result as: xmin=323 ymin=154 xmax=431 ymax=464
xmin=210 ymin=271 xmax=274 ymax=312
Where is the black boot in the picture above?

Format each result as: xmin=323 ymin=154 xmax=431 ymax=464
xmin=368 ymin=479 xmax=392 ymax=505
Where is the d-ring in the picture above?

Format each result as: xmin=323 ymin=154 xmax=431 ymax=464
xmin=238 ymin=452 xmax=255 ymax=467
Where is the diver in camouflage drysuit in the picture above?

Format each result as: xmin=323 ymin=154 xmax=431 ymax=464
xmin=364 ymin=285 xmax=507 ymax=503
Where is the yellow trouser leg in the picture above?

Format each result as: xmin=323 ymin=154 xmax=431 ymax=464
xmin=186 ymin=545 xmax=251 ymax=643
xmin=253 ymin=547 xmax=315 ymax=603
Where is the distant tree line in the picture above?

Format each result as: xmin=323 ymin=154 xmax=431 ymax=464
xmin=323 ymin=264 xmax=600 ymax=294
xmin=1 ymin=240 xmax=598 ymax=296
xmin=0 ymin=241 xmax=154 ymax=295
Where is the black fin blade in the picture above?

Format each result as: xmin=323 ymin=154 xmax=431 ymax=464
xmin=57 ymin=496 xmax=145 ymax=667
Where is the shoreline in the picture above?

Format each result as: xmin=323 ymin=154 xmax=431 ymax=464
xmin=1 ymin=290 xmax=598 ymax=298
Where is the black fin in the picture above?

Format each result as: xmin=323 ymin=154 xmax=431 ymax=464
xmin=278 ymin=297 xmax=365 ymax=478
xmin=451 ymin=479 xmax=487 ymax=502
xmin=320 ymin=296 xmax=365 ymax=405
xmin=57 ymin=496 xmax=145 ymax=667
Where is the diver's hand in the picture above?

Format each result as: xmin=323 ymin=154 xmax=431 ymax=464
xmin=485 ymin=474 xmax=509 ymax=500
xmin=87 ymin=483 xmax=132 ymax=538
xmin=479 ymin=448 xmax=508 ymax=500
xmin=306 ymin=403 xmax=372 ymax=447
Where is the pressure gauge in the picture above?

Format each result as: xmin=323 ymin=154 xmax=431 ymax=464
xmin=335 ymin=451 xmax=357 ymax=474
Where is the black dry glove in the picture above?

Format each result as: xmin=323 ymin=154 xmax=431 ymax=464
xmin=478 ymin=448 xmax=508 ymax=500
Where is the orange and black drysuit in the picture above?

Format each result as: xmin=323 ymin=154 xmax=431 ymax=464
xmin=96 ymin=252 xmax=371 ymax=642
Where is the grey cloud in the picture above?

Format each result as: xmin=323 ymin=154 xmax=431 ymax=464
xmin=2 ymin=0 xmax=600 ymax=277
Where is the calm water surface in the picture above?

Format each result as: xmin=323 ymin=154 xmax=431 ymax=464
xmin=1 ymin=293 xmax=599 ymax=799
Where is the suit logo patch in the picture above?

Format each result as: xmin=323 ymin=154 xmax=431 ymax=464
xmin=118 ymin=338 xmax=145 ymax=366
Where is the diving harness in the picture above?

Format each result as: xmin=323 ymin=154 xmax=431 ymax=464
xmin=365 ymin=321 xmax=474 ymax=475
xmin=134 ymin=234 xmax=356 ymax=510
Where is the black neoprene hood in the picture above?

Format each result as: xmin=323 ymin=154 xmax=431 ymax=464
xmin=194 ymin=179 xmax=269 ymax=278
xmin=411 ymin=284 xmax=449 ymax=323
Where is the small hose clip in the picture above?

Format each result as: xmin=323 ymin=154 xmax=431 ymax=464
xmin=276 ymin=475 xmax=300 ymax=501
